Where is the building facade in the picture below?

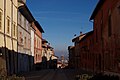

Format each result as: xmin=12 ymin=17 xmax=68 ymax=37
xmin=78 ymin=31 xmax=94 ymax=72
xmin=34 ymin=21 xmax=44 ymax=64
xmin=0 ymin=0 xmax=18 ymax=75
xmin=90 ymin=0 xmax=120 ymax=74
xmin=72 ymin=32 xmax=86 ymax=69
xmin=0 ymin=0 xmax=47 ymax=75
xmin=17 ymin=1 xmax=35 ymax=73
xmin=70 ymin=31 xmax=94 ymax=70
xmin=30 ymin=22 xmax=35 ymax=70
xmin=41 ymin=39 xmax=56 ymax=69
xmin=68 ymin=0 xmax=120 ymax=75
xmin=68 ymin=46 xmax=75 ymax=68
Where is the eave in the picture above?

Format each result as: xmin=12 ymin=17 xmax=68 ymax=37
xmin=18 ymin=4 xmax=35 ymax=23
xmin=90 ymin=0 xmax=105 ymax=20
xmin=34 ymin=21 xmax=44 ymax=33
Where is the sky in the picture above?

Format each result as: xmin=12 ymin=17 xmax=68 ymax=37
xmin=26 ymin=0 xmax=99 ymax=58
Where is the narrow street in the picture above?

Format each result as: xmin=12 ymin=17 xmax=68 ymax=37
xmin=21 ymin=69 xmax=75 ymax=80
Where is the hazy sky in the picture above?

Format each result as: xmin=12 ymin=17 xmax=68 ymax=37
xmin=26 ymin=0 xmax=99 ymax=58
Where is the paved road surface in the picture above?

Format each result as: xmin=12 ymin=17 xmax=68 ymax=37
xmin=21 ymin=69 xmax=76 ymax=80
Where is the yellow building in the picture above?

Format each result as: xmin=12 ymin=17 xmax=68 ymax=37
xmin=0 ymin=0 xmax=18 ymax=75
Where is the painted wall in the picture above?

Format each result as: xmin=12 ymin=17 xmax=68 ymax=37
xmin=31 ymin=27 xmax=34 ymax=56
xmin=18 ymin=10 xmax=31 ymax=73
xmin=0 ymin=0 xmax=18 ymax=75
xmin=34 ymin=23 xmax=42 ymax=64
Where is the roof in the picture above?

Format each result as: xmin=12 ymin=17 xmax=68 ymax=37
xmin=68 ymin=46 xmax=75 ymax=50
xmin=51 ymin=55 xmax=58 ymax=60
xmin=80 ymin=31 xmax=94 ymax=42
xmin=90 ymin=0 xmax=105 ymax=20
xmin=47 ymin=45 xmax=53 ymax=49
xmin=42 ymin=39 xmax=48 ymax=43
xmin=18 ymin=4 xmax=35 ymax=23
xmin=34 ymin=21 xmax=44 ymax=33
xmin=72 ymin=31 xmax=93 ymax=43
xmin=72 ymin=33 xmax=86 ymax=42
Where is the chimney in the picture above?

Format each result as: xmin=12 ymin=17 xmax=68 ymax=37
xmin=80 ymin=31 xmax=82 ymax=35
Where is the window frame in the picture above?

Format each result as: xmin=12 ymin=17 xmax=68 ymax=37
xmin=24 ymin=36 xmax=27 ymax=47
xmin=13 ymin=22 xmax=16 ymax=36
xmin=7 ymin=16 xmax=10 ymax=34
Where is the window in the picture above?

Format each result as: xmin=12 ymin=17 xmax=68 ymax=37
xmin=24 ymin=18 xmax=26 ymax=29
xmin=37 ymin=39 xmax=38 ymax=48
xmin=96 ymin=29 xmax=98 ymax=42
xmin=28 ymin=38 xmax=30 ymax=49
xmin=36 ymin=54 xmax=37 ymax=61
xmin=35 ymin=37 xmax=36 ymax=47
xmin=38 ymin=39 xmax=39 ymax=48
xmin=24 ymin=37 xmax=26 ymax=46
xmin=118 ymin=5 xmax=120 ymax=14
xmin=7 ymin=17 xmax=10 ymax=34
xmin=13 ymin=23 xmax=16 ymax=36
xmin=19 ymin=32 xmax=23 ymax=43
xmin=101 ymin=19 xmax=103 ymax=40
xmin=101 ymin=10 xmax=103 ymax=40
xmin=108 ymin=10 xmax=112 ymax=37
xmin=0 ymin=10 xmax=2 ymax=30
